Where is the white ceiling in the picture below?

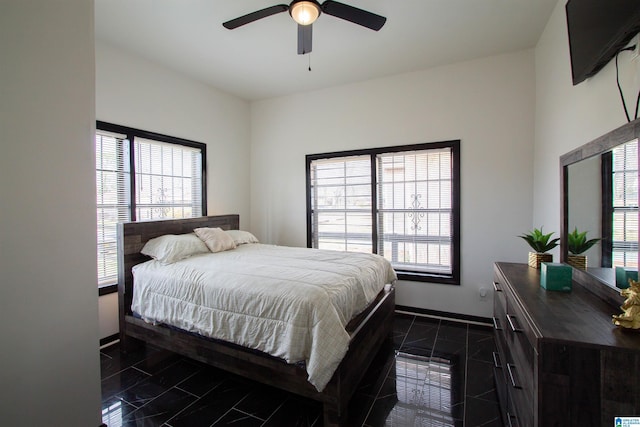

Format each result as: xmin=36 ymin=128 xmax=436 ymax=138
xmin=95 ymin=0 xmax=558 ymax=101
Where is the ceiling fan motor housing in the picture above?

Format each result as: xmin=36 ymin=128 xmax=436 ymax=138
xmin=289 ymin=0 xmax=322 ymax=25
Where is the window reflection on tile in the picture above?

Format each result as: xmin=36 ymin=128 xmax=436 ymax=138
xmin=386 ymin=353 xmax=455 ymax=426
xmin=101 ymin=398 xmax=133 ymax=427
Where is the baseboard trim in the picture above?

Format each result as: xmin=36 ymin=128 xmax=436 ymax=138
xmin=99 ymin=333 xmax=119 ymax=349
xmin=395 ymin=305 xmax=492 ymax=327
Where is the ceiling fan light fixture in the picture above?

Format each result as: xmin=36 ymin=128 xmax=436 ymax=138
xmin=290 ymin=1 xmax=321 ymax=25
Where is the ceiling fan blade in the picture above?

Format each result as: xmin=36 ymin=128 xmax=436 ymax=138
xmin=321 ymin=0 xmax=386 ymax=31
xmin=298 ymin=24 xmax=313 ymax=55
xmin=223 ymin=4 xmax=289 ymax=29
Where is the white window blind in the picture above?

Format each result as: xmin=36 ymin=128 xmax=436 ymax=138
xmin=134 ymin=138 xmax=203 ymax=221
xmin=612 ymin=139 xmax=639 ymax=268
xmin=377 ymin=148 xmax=453 ymax=274
xmin=310 ymin=155 xmax=372 ymax=252
xmin=96 ymin=130 xmax=131 ymax=285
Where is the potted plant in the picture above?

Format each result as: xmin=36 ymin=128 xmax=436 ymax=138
xmin=519 ymin=227 xmax=560 ymax=269
xmin=566 ymin=227 xmax=600 ymax=269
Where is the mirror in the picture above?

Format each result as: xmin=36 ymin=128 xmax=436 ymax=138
xmin=561 ymin=118 xmax=640 ymax=306
xmin=566 ymin=155 xmax=602 ymax=265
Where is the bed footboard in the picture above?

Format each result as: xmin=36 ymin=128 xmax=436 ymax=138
xmin=122 ymin=287 xmax=394 ymax=427
xmin=323 ymin=286 xmax=396 ymax=426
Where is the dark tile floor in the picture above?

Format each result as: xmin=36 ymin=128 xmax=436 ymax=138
xmin=100 ymin=313 xmax=502 ymax=427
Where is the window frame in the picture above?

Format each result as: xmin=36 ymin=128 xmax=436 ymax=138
xmin=306 ymin=140 xmax=461 ymax=285
xmin=96 ymin=121 xmax=207 ymax=294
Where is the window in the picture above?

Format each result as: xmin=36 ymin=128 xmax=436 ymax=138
xmin=306 ymin=141 xmax=460 ymax=284
xmin=96 ymin=122 xmax=206 ymax=290
xmin=308 ymin=155 xmax=373 ymax=253
xmin=605 ymin=139 xmax=639 ymax=268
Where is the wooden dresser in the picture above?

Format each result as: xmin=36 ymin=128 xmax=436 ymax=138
xmin=492 ymin=262 xmax=640 ymax=427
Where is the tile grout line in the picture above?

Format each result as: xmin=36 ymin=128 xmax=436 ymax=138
xmin=128 ymin=384 xmax=187 ymax=423
xmin=164 ymin=377 xmax=226 ymax=427
xmin=226 ymin=393 xmax=269 ymax=424
xmin=260 ymin=398 xmax=288 ymax=427
xmin=398 ymin=315 xmax=416 ymax=351
xmin=462 ymin=323 xmax=469 ymax=426
xmin=430 ymin=317 xmax=440 ymax=360
xmin=429 ymin=319 xmax=441 ymax=424
xmin=207 ymin=393 xmax=248 ymax=427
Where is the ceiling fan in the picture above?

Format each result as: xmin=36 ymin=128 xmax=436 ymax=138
xmin=222 ymin=0 xmax=386 ymax=55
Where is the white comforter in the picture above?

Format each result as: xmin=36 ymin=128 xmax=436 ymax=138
xmin=131 ymin=243 xmax=397 ymax=391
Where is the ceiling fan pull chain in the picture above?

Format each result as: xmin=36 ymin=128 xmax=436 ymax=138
xmin=308 ymin=53 xmax=312 ymax=72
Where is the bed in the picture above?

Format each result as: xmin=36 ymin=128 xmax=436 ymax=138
xmin=117 ymin=215 xmax=396 ymax=427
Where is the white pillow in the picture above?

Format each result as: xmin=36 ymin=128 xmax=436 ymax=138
xmin=194 ymin=227 xmax=237 ymax=253
xmin=141 ymin=233 xmax=209 ymax=265
xmin=225 ymin=229 xmax=259 ymax=245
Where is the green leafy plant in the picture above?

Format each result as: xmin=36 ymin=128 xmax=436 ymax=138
xmin=567 ymin=227 xmax=600 ymax=255
xmin=518 ymin=227 xmax=560 ymax=253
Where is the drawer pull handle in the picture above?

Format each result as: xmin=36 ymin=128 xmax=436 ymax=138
xmin=493 ymin=281 xmax=502 ymax=292
xmin=506 ymin=412 xmax=517 ymax=427
xmin=506 ymin=314 xmax=523 ymax=333
xmin=492 ymin=316 xmax=502 ymax=331
xmin=492 ymin=351 xmax=502 ymax=369
xmin=506 ymin=363 xmax=522 ymax=389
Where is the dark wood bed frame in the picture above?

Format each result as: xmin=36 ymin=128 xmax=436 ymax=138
xmin=117 ymin=215 xmax=395 ymax=426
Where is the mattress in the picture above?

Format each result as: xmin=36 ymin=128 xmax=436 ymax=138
xmin=131 ymin=243 xmax=397 ymax=391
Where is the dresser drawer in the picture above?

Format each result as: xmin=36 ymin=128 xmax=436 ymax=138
xmin=495 ymin=267 xmax=536 ymax=427
xmin=505 ymin=357 xmax=533 ymax=427
xmin=493 ymin=279 xmax=507 ymax=353
xmin=492 ymin=349 xmax=506 ymax=409
xmin=504 ymin=288 xmax=535 ymax=389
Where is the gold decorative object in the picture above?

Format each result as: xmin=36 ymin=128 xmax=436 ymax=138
xmin=612 ymin=279 xmax=640 ymax=329
xmin=566 ymin=254 xmax=587 ymax=270
xmin=528 ymin=252 xmax=552 ymax=269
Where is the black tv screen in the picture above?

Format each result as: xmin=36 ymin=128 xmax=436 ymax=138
xmin=566 ymin=0 xmax=640 ymax=85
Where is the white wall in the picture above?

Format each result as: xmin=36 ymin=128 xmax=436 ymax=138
xmin=0 ymin=1 xmax=100 ymax=425
xmin=250 ymin=50 xmax=536 ymax=318
xmin=533 ymin=0 xmax=640 ymax=241
xmin=96 ymin=41 xmax=251 ymax=339
xmin=99 ymin=292 xmax=119 ymax=341
xmin=96 ymin=41 xmax=251 ymax=220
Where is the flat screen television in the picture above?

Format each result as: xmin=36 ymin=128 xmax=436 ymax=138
xmin=566 ymin=0 xmax=640 ymax=85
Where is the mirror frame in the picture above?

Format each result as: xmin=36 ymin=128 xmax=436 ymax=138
xmin=560 ymin=118 xmax=640 ymax=307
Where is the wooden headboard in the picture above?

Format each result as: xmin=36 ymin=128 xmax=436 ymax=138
xmin=117 ymin=215 xmax=240 ymax=325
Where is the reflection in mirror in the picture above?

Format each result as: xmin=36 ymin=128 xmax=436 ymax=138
xmin=566 ymin=141 xmax=639 ymax=287
xmin=567 ymin=155 xmax=601 ymax=266
xmin=610 ymin=140 xmax=638 ymax=268
xmin=561 ymin=119 xmax=640 ymax=300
